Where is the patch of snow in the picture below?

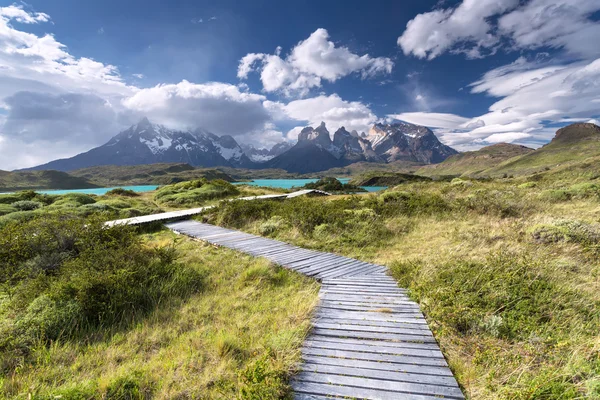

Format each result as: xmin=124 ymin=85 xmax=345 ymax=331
xmin=249 ymin=154 xmax=274 ymax=162
xmin=216 ymin=143 xmax=242 ymax=160
xmin=139 ymin=136 xmax=172 ymax=154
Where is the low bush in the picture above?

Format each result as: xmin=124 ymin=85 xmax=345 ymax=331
xmin=105 ymin=188 xmax=140 ymax=197
xmin=155 ymin=179 xmax=240 ymax=206
xmin=0 ymin=215 xmax=204 ymax=371
xmin=530 ymin=219 xmax=600 ymax=247
xmin=11 ymin=200 xmax=43 ymax=211
xmin=0 ymin=204 xmax=16 ymax=216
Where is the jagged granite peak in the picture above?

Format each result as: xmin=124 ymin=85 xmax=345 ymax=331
xmin=366 ymin=122 xmax=457 ymax=164
xmin=29 ymin=118 xmax=255 ymax=171
xmin=298 ymin=122 xmax=333 ymax=149
xmin=333 ymin=127 xmax=383 ymax=163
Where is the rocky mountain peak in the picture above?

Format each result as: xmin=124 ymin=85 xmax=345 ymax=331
xmin=298 ymin=123 xmax=333 ymax=149
xmin=553 ymin=123 xmax=600 ymax=143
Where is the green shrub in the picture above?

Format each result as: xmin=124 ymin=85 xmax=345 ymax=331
xmin=105 ymin=188 xmax=140 ymax=197
xmin=0 ymin=215 xmax=204 ymax=368
xmin=258 ymin=216 xmax=287 ymax=236
xmin=518 ymin=182 xmax=537 ymax=189
xmin=530 ymin=219 xmax=600 ymax=246
xmin=540 ymin=189 xmax=572 ymax=202
xmin=390 ymin=251 xmax=598 ymax=340
xmin=0 ymin=210 xmax=40 ymax=228
xmin=238 ymin=354 xmax=287 ymax=399
xmin=59 ymin=193 xmax=96 ymax=205
xmin=11 ymin=200 xmax=43 ymax=211
xmin=0 ymin=204 xmax=16 ymax=216
xmin=155 ymin=179 xmax=239 ymax=206
xmin=105 ymin=371 xmax=153 ymax=400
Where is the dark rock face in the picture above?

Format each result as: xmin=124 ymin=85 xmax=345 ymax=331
xmin=265 ymin=141 xmax=342 ymax=174
xmin=333 ymin=127 xmax=383 ymax=163
xmin=366 ymin=123 xmax=458 ymax=163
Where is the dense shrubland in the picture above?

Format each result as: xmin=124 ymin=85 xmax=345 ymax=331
xmin=0 ymin=190 xmax=162 ymax=228
xmin=153 ymin=178 xmax=240 ymax=206
xmin=201 ymin=176 xmax=600 ymax=399
xmin=0 ymin=187 xmax=317 ymax=398
xmin=301 ymin=177 xmax=366 ymax=193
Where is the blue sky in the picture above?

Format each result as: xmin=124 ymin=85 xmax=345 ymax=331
xmin=0 ymin=0 xmax=599 ymax=169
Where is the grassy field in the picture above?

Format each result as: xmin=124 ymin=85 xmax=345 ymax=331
xmin=200 ymin=175 xmax=600 ymax=399
xmin=0 ymin=216 xmax=318 ymax=399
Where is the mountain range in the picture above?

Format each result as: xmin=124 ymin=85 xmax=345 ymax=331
xmin=28 ymin=118 xmax=458 ymax=173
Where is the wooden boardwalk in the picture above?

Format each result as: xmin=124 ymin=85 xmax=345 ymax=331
xmin=165 ymin=220 xmax=464 ymax=399
xmin=104 ymin=190 xmax=329 ymax=228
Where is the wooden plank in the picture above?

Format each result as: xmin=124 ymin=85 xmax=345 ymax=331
xmin=309 ymin=328 xmax=437 ymax=343
xmin=311 ymin=322 xmax=434 ymax=337
xmin=304 ymin=339 xmax=443 ymax=358
xmin=294 ymin=372 xmax=464 ymax=399
xmin=312 ymin=317 xmax=430 ymax=330
xmin=301 ymin=354 xmax=454 ymax=377
xmin=291 ymin=381 xmax=450 ymax=400
xmin=301 ymin=362 xmax=458 ymax=387
xmin=313 ymin=310 xmax=428 ymax=325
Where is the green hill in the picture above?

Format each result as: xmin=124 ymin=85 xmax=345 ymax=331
xmin=418 ymin=143 xmax=534 ymax=177
xmin=482 ymin=123 xmax=600 ymax=177
xmin=418 ymin=123 xmax=600 ymax=179
xmin=71 ymin=163 xmax=233 ymax=186
xmin=0 ymin=170 xmax=98 ymax=191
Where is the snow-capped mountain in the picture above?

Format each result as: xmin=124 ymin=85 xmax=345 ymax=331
xmin=240 ymin=141 xmax=293 ymax=162
xmin=29 ymin=118 xmax=457 ymax=173
xmin=29 ymin=118 xmax=255 ymax=171
xmin=366 ymin=122 xmax=458 ymax=163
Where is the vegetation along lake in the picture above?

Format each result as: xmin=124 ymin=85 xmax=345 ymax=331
xmin=18 ymin=179 xmax=386 ymax=195
xmin=233 ymin=179 xmax=387 ymax=192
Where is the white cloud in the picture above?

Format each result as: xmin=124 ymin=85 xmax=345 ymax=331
xmin=398 ymin=0 xmax=519 ymax=60
xmin=483 ymin=132 xmax=532 ymax=143
xmin=279 ymin=94 xmax=378 ymax=135
xmin=238 ymin=28 xmax=393 ymax=96
xmin=0 ymin=6 xmax=280 ymax=169
xmin=398 ymin=0 xmax=600 ymax=60
xmin=0 ymin=4 xmax=49 ymax=23
xmin=122 ymin=80 xmax=271 ymax=136
xmin=389 ymin=112 xmax=469 ymax=129
xmin=405 ymin=56 xmax=600 ymax=150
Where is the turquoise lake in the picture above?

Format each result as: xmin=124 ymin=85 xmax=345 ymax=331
xmin=34 ymin=185 xmax=159 ymax=196
xmin=4 ymin=179 xmax=386 ymax=195
xmin=233 ymin=179 xmax=387 ymax=192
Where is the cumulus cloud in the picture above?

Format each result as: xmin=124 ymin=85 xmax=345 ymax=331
xmin=388 ymin=112 xmax=470 ymax=129
xmin=122 ymin=80 xmax=271 ymax=136
xmin=277 ymin=94 xmax=378 ymax=135
xmin=398 ymin=0 xmax=600 ymax=60
xmin=238 ymin=28 xmax=393 ymax=96
xmin=398 ymin=0 xmax=519 ymax=60
xmin=405 ymin=56 xmax=600 ymax=150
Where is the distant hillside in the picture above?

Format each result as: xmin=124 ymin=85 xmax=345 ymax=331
xmin=0 ymin=170 xmax=98 ymax=191
xmin=317 ymin=160 xmax=424 ymax=177
xmin=418 ymin=143 xmax=534 ymax=177
xmin=350 ymin=172 xmax=431 ymax=186
xmin=70 ymin=163 xmax=233 ymax=186
xmin=482 ymin=123 xmax=600 ymax=177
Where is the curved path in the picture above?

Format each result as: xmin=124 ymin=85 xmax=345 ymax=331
xmin=165 ymin=220 xmax=464 ymax=400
